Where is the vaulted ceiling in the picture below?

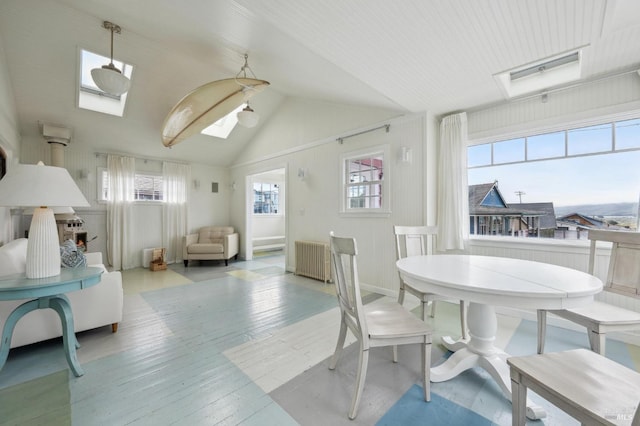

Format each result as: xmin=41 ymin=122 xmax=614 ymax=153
xmin=1 ymin=0 xmax=639 ymax=166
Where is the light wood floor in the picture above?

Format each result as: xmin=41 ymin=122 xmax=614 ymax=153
xmin=0 ymin=252 xmax=639 ymax=425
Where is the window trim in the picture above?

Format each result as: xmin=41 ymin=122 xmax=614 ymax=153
xmin=467 ymin=114 xmax=640 ymax=240
xmin=339 ymin=144 xmax=391 ymax=217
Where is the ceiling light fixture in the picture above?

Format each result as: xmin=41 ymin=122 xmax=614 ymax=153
xmin=91 ymin=21 xmax=130 ymax=96
xmin=237 ymin=102 xmax=259 ymax=128
xmin=161 ymin=53 xmax=269 ymax=147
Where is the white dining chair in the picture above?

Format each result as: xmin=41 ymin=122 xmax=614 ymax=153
xmin=394 ymin=225 xmax=468 ymax=339
xmin=328 ymin=233 xmax=432 ymax=420
xmin=537 ymin=229 xmax=640 ymax=355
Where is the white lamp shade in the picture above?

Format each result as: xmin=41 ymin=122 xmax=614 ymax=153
xmin=0 ymin=162 xmax=89 ymax=208
xmin=91 ymin=67 xmax=131 ymax=96
xmin=237 ymin=107 xmax=260 ymax=128
xmin=0 ymin=162 xmax=89 ymax=278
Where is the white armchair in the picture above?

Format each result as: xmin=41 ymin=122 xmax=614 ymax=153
xmin=183 ymin=226 xmax=239 ymax=267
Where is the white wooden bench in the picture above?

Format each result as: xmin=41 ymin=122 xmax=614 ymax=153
xmin=508 ymin=348 xmax=640 ymax=425
xmin=252 ymin=236 xmax=285 ymax=252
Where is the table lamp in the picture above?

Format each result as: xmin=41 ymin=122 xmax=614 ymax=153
xmin=0 ymin=161 xmax=90 ymax=278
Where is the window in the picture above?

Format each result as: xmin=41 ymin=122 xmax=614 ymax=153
xmin=468 ymin=117 xmax=640 ymax=238
xmin=78 ymin=49 xmax=133 ymax=117
xmin=201 ymin=104 xmax=246 ymax=139
xmin=253 ymin=182 xmax=279 ymax=214
xmin=341 ymin=145 xmax=390 ymax=215
xmin=98 ymin=168 xmax=164 ymax=202
xmin=134 ymin=174 xmax=163 ymax=201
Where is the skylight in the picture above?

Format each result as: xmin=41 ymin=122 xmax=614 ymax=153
xmin=494 ymin=48 xmax=584 ymax=99
xmin=78 ymin=49 xmax=133 ymax=117
xmin=201 ymin=104 xmax=246 ymax=139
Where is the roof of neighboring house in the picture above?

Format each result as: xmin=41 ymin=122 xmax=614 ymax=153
xmin=510 ymin=202 xmax=557 ymax=229
xmin=469 ymin=183 xmax=549 ymax=219
xmin=470 ymin=205 xmax=546 ymax=216
xmin=557 ymin=213 xmax=606 ymax=227
xmin=469 ymin=183 xmax=501 ymax=209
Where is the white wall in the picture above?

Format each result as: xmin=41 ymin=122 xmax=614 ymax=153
xmin=17 ymin=135 xmax=229 ymax=268
xmin=230 ymin=97 xmax=437 ymax=295
xmin=0 ymin=32 xmax=21 ymax=244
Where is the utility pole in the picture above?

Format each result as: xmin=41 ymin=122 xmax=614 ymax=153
xmin=515 ymin=191 xmax=526 ymax=203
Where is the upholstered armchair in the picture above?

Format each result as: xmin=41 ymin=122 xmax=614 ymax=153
xmin=183 ymin=226 xmax=239 ymax=267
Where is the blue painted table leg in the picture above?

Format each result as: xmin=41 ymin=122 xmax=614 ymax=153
xmin=0 ymin=296 xmax=84 ymax=377
xmin=58 ymin=294 xmax=80 ymax=349
xmin=48 ymin=296 xmax=84 ymax=377
xmin=0 ymin=300 xmax=40 ymax=371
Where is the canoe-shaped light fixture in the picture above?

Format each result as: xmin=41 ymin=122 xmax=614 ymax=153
xmin=161 ymin=54 xmax=269 ymax=147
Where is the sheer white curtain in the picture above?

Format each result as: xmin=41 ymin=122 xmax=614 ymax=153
xmin=436 ymin=112 xmax=469 ymax=251
xmin=162 ymin=161 xmax=190 ymax=264
xmin=107 ymin=154 xmax=136 ymax=270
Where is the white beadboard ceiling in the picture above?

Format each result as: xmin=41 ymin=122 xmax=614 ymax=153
xmin=1 ymin=0 xmax=639 ymax=166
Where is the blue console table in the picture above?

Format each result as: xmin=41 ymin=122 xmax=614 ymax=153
xmin=0 ymin=267 xmax=103 ymax=377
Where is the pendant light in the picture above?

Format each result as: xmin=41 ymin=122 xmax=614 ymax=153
xmin=91 ymin=21 xmax=131 ymax=96
xmin=161 ymin=53 xmax=269 ymax=147
xmin=235 ymin=55 xmax=261 ymax=128
xmin=237 ymin=101 xmax=259 ymax=128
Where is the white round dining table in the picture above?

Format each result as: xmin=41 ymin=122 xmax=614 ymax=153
xmin=396 ymin=254 xmax=603 ymax=420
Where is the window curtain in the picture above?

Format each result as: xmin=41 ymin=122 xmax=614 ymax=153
xmin=162 ymin=161 xmax=190 ymax=264
xmin=106 ymin=154 xmax=136 ymax=270
xmin=436 ymin=112 xmax=469 ymax=251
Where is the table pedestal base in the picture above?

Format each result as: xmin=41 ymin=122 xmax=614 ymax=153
xmin=432 ymin=302 xmax=546 ymax=420
xmin=0 ymin=295 xmax=84 ymax=377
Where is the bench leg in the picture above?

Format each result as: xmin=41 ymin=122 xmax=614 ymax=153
xmin=588 ymin=330 xmax=606 ymax=356
xmin=510 ymin=374 xmax=527 ymax=426
xmin=537 ymin=310 xmax=547 ymax=354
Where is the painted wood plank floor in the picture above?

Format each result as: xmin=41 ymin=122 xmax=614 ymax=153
xmin=0 ymin=252 xmax=639 ymax=425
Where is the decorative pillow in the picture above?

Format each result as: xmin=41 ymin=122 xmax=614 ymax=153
xmin=60 ymin=239 xmax=87 ymax=268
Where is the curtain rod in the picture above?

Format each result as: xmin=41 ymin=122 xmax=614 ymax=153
xmin=94 ymin=151 xmax=189 ymax=165
xmin=336 ymin=124 xmax=390 ymax=144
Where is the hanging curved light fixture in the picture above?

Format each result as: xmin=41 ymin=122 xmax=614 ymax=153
xmin=91 ymin=21 xmax=130 ymax=96
xmin=161 ymin=53 xmax=269 ymax=147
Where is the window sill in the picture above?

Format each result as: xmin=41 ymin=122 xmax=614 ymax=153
xmin=468 ymin=234 xmax=611 ymax=254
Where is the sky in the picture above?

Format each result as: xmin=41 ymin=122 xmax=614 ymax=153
xmin=468 ymin=151 xmax=640 ymax=206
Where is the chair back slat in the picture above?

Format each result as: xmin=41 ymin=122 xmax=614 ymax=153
xmin=588 ymin=229 xmax=640 ymax=298
xmin=330 ymin=233 xmax=367 ymax=337
xmin=394 ymin=225 xmax=437 ymax=260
